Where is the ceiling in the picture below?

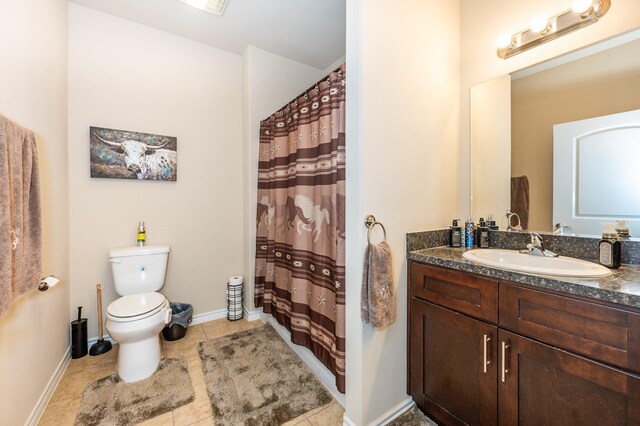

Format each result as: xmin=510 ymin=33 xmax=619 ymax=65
xmin=69 ymin=0 xmax=346 ymax=70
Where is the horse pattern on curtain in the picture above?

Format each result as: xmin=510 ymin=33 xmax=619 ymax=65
xmin=255 ymin=64 xmax=346 ymax=393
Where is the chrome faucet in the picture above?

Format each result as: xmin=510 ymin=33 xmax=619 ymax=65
xmin=526 ymin=232 xmax=558 ymax=257
xmin=506 ymin=210 xmax=522 ymax=231
xmin=553 ymin=223 xmax=572 ymax=235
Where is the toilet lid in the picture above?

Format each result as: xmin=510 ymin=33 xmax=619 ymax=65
xmin=107 ymin=292 xmax=166 ymax=318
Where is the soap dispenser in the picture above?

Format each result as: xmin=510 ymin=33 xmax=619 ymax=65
xmin=476 ymin=218 xmax=490 ymax=248
xmin=450 ymin=219 xmax=462 ymax=248
xmin=616 ymin=220 xmax=631 ymax=239
xmin=599 ymin=223 xmax=621 ymax=269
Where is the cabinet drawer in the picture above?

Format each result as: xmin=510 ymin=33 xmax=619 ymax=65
xmin=499 ymin=283 xmax=640 ymax=374
xmin=410 ymin=262 xmax=498 ymax=323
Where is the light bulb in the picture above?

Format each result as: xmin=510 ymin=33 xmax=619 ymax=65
xmin=496 ymin=34 xmax=513 ymax=49
xmin=572 ymin=0 xmax=593 ymax=14
xmin=530 ymin=15 xmax=549 ymax=33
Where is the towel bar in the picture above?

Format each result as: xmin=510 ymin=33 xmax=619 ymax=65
xmin=365 ymin=214 xmax=387 ymax=245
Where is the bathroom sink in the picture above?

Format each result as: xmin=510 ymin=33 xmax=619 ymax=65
xmin=462 ymin=249 xmax=611 ymax=277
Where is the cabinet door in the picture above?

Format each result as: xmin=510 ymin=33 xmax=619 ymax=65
xmin=410 ymin=299 xmax=498 ymax=425
xmin=498 ymin=330 xmax=640 ymax=426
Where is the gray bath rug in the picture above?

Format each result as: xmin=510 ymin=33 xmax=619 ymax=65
xmin=198 ymin=324 xmax=333 ymax=426
xmin=387 ymin=406 xmax=438 ymax=426
xmin=74 ymin=357 xmax=194 ymax=426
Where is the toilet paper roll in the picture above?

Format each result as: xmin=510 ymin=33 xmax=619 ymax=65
xmin=229 ymin=276 xmax=243 ymax=286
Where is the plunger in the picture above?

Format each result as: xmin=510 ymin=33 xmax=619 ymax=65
xmin=89 ymin=283 xmax=112 ymax=356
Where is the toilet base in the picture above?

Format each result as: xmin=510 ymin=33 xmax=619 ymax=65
xmin=117 ymin=334 xmax=162 ymax=382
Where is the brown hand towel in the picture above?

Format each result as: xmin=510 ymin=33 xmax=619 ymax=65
xmin=0 ymin=115 xmax=42 ymax=319
xmin=361 ymin=241 xmax=396 ymax=328
xmin=511 ymin=175 xmax=530 ymax=230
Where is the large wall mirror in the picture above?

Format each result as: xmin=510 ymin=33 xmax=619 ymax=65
xmin=471 ymin=30 xmax=640 ymax=237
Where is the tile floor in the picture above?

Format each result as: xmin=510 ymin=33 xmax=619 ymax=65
xmin=38 ymin=317 xmax=344 ymax=426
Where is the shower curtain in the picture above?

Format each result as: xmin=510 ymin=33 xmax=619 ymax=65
xmin=255 ymin=64 xmax=346 ymax=393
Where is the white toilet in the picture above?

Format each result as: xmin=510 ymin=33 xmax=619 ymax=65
xmin=105 ymin=245 xmax=172 ymax=383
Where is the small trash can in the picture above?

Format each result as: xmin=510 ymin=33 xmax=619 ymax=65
xmin=162 ymin=302 xmax=193 ymax=341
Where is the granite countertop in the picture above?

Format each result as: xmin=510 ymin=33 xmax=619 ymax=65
xmin=408 ymin=246 xmax=640 ymax=309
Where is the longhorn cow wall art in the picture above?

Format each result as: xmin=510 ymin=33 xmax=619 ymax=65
xmin=90 ymin=126 xmax=177 ymax=181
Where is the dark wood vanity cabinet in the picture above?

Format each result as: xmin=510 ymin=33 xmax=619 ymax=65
xmin=408 ymin=261 xmax=640 ymax=426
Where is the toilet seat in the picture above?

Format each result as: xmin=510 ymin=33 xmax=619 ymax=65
xmin=107 ymin=292 xmax=168 ymax=322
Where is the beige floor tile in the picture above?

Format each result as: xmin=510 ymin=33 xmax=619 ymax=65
xmin=38 ymin=396 xmax=81 ymax=426
xmin=65 ymin=345 xmax=118 ymax=375
xmin=186 ymin=356 xmax=205 ymax=386
xmin=166 ymin=341 xmax=200 ymax=362
xmin=282 ymin=414 xmax=312 ymax=426
xmin=136 ymin=411 xmax=174 ymax=426
xmin=164 ymin=325 xmax=207 ymax=361
xmin=201 ymin=317 xmax=262 ymax=341
xmin=302 ymin=401 xmax=335 ymax=418
xmin=186 ymin=415 xmax=214 ymax=425
xmin=50 ymin=362 xmax=116 ymax=403
xmin=172 ymin=381 xmax=212 ymax=426
xmin=306 ymin=402 xmax=344 ymax=426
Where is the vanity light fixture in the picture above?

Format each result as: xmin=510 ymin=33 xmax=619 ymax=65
xmin=178 ymin=0 xmax=229 ymax=15
xmin=496 ymin=0 xmax=611 ymax=59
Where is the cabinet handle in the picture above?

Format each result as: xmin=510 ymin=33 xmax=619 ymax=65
xmin=483 ymin=334 xmax=492 ymax=373
xmin=501 ymin=341 xmax=510 ymax=383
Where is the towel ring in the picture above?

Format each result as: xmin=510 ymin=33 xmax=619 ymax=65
xmin=365 ymin=214 xmax=387 ymax=245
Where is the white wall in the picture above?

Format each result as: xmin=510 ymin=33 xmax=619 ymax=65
xmin=345 ymin=0 xmax=460 ymax=424
xmin=470 ymin=75 xmax=511 ymax=222
xmin=69 ymin=4 xmax=243 ymax=337
xmin=459 ymin=0 xmax=640 ymax=217
xmin=241 ymin=46 xmax=331 ymax=314
xmin=0 ymin=0 xmax=69 ymax=424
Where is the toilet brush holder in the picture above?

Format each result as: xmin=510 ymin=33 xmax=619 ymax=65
xmin=71 ymin=306 xmax=88 ymax=359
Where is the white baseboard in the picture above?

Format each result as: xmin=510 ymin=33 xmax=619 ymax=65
xmin=343 ymin=414 xmax=358 ymax=426
xmin=190 ymin=308 xmax=227 ymax=325
xmin=375 ymin=397 xmax=415 ymax=425
xmin=261 ymin=313 xmax=345 ymax=408
xmin=243 ymin=305 xmax=262 ymax=321
xmin=26 ymin=346 xmax=71 ymax=426
xmin=342 ymin=398 xmax=414 ymax=426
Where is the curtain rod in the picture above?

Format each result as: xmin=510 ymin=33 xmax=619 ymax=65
xmin=264 ymin=63 xmax=345 ymax=122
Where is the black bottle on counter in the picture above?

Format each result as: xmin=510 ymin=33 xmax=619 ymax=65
xmin=486 ymin=213 xmax=499 ymax=231
xmin=476 ymin=218 xmax=490 ymax=248
xmin=599 ymin=223 xmax=621 ymax=269
xmin=450 ymin=219 xmax=462 ymax=248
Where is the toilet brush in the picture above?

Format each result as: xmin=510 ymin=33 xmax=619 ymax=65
xmin=89 ymin=283 xmax=112 ymax=356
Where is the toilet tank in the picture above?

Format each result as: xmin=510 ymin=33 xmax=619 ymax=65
xmin=108 ymin=245 xmax=170 ymax=296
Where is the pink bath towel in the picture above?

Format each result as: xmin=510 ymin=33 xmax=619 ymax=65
xmin=0 ymin=115 xmax=41 ymax=318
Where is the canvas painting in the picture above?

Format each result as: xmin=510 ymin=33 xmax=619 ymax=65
xmin=90 ymin=126 xmax=177 ymax=181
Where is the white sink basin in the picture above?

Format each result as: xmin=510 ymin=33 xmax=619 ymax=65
xmin=462 ymin=249 xmax=611 ymax=277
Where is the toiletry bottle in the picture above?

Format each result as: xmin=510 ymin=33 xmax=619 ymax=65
xmin=476 ymin=218 xmax=490 ymax=248
xmin=450 ymin=219 xmax=462 ymax=248
xmin=137 ymin=221 xmax=146 ymax=247
xmin=465 ymin=215 xmax=475 ymax=248
xmin=599 ymin=223 xmax=621 ymax=269
xmin=616 ymin=220 xmax=631 ymax=239
xmin=486 ymin=213 xmax=499 ymax=231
